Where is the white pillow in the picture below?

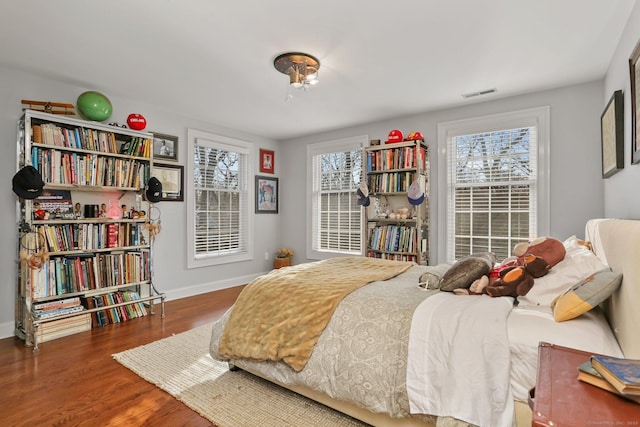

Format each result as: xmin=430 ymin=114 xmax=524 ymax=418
xmin=517 ymin=235 xmax=608 ymax=307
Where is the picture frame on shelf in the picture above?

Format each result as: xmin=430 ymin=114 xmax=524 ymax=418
xmin=152 ymin=132 xmax=178 ymax=162
xmin=629 ymin=39 xmax=640 ymax=164
xmin=259 ymin=149 xmax=275 ymax=173
xmin=153 ymin=163 xmax=184 ymax=201
xmin=255 ymin=175 xmax=278 ymax=213
xmin=601 ymin=90 xmax=624 ymax=178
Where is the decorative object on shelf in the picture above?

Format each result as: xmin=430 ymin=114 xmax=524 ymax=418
xmin=144 ymin=206 xmax=162 ymax=241
xmin=12 ymin=166 xmax=44 ymax=199
xmin=145 ymin=177 xmax=163 ymax=203
xmin=76 ymin=91 xmax=113 ymax=122
xmin=274 ymin=52 xmax=320 ymax=89
xmin=407 ymin=178 xmax=425 ymax=205
xmin=153 ymin=164 xmax=184 ymax=201
xmin=21 ymin=99 xmax=75 ymax=115
xmin=256 ymin=175 xmax=279 ymax=213
xmin=127 ymin=113 xmax=147 ymax=131
xmin=260 ymin=149 xmax=275 ymax=173
xmin=385 ymin=129 xmax=403 ymax=144
xmin=19 ymin=231 xmax=48 ymax=270
xmin=405 ymin=131 xmax=424 ymax=141
xmin=356 ymin=182 xmax=370 ymax=206
xmin=152 ymin=132 xmax=178 ymax=161
xmin=601 ymin=90 xmax=624 ymax=178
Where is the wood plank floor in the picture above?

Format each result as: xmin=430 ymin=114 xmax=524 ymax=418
xmin=0 ymin=286 xmax=244 ymax=427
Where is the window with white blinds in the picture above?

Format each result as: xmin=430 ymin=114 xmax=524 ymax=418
xmin=187 ymin=129 xmax=252 ymax=267
xmin=307 ymin=136 xmax=366 ymax=259
xmin=438 ymin=107 xmax=550 ymax=263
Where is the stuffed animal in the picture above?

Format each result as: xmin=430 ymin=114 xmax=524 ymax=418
xmin=513 ymin=237 xmax=566 ymax=269
xmin=485 ymin=265 xmax=534 ymax=298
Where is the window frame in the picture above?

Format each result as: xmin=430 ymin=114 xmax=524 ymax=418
xmin=436 ymin=107 xmax=550 ymax=263
xmin=306 ymin=135 xmax=367 ymax=260
xmin=186 ymin=128 xmax=253 ymax=268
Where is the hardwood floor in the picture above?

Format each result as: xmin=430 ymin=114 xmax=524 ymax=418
xmin=0 ymin=286 xmax=244 ymax=427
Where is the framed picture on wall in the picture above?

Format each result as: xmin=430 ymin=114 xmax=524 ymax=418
xmin=152 ymin=132 xmax=179 ymax=162
xmin=259 ymin=149 xmax=275 ymax=173
xmin=255 ymin=175 xmax=278 ymax=213
xmin=629 ymin=39 xmax=640 ymax=164
xmin=601 ymin=90 xmax=624 ymax=178
xmin=154 ymin=163 xmax=184 ymax=201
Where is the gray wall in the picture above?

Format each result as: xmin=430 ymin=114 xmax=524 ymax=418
xmin=279 ymin=80 xmax=606 ymax=266
xmin=603 ymin=1 xmax=640 ymax=218
xmin=0 ymin=66 xmax=281 ymax=337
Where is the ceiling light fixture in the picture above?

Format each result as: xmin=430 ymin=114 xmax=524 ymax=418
xmin=274 ymin=52 xmax=320 ymax=91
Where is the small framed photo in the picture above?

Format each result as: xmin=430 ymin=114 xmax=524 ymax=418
xmin=259 ymin=149 xmax=275 ymax=173
xmin=255 ymin=175 xmax=278 ymax=213
xmin=154 ymin=163 xmax=184 ymax=201
xmin=601 ymin=90 xmax=624 ymax=178
xmin=152 ymin=132 xmax=179 ymax=162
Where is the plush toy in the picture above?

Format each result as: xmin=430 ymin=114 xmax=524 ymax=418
xmin=513 ymin=237 xmax=566 ymax=269
xmin=485 ymin=265 xmax=534 ymax=298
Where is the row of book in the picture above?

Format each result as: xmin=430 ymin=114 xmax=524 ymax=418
xmin=84 ymin=291 xmax=148 ymax=327
xmin=29 ymin=250 xmax=151 ymax=298
xmin=36 ymin=222 xmax=146 ymax=253
xmin=366 ymin=251 xmax=418 ymax=263
xmin=367 ymin=171 xmax=419 ymax=194
xmin=31 ymin=147 xmax=150 ymax=189
xmin=578 ymin=355 xmax=640 ymax=404
xmin=366 ymin=146 xmax=427 ymax=172
xmin=32 ymin=122 xmax=151 ymax=158
xmin=368 ymin=224 xmax=418 ymax=254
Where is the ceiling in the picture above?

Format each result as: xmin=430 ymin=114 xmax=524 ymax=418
xmin=0 ymin=1 xmax=637 ymax=140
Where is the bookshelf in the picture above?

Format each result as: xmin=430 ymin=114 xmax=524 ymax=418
xmin=15 ymin=110 xmax=165 ymax=351
xmin=363 ymin=140 xmax=429 ymax=264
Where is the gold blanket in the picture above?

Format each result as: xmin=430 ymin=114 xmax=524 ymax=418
xmin=218 ymin=257 xmax=413 ymax=371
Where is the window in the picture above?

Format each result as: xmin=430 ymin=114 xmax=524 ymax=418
xmin=437 ymin=107 xmax=550 ymax=263
xmin=187 ymin=129 xmax=252 ymax=268
xmin=307 ymin=136 xmax=367 ymax=259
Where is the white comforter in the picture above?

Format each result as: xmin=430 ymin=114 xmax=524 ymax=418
xmin=407 ymin=293 xmax=515 ymax=427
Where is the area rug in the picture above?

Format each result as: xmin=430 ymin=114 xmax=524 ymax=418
xmin=113 ymin=324 xmax=368 ymax=427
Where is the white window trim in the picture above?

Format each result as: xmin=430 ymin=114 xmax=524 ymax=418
xmin=186 ymin=128 xmax=254 ymax=268
xmin=306 ymin=135 xmax=368 ymax=260
xmin=436 ymin=106 xmax=550 ymax=263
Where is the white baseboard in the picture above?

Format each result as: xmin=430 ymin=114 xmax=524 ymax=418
xmin=161 ymin=271 xmax=264 ymax=301
xmin=0 ymin=271 xmax=267 ymax=340
xmin=0 ymin=322 xmax=15 ymax=340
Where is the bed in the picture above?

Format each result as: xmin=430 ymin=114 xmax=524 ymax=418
xmin=209 ymin=218 xmax=639 ymax=427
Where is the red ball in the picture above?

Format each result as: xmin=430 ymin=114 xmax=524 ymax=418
xmin=127 ymin=113 xmax=147 ymax=130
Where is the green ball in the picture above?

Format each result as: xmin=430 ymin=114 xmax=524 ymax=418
xmin=76 ymin=91 xmax=113 ymax=121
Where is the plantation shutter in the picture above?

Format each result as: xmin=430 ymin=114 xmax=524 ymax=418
xmin=309 ymin=138 xmax=364 ymax=255
xmin=447 ymin=126 xmax=537 ymax=261
xmin=193 ymin=140 xmax=248 ymax=257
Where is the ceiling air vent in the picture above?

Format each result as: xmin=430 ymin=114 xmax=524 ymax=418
xmin=461 ymin=88 xmax=497 ymax=99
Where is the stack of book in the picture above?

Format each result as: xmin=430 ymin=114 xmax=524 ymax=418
xmin=33 ymin=296 xmax=90 ymax=343
xmin=578 ymin=355 xmax=640 ymax=404
xmin=33 ymin=296 xmax=86 ymax=320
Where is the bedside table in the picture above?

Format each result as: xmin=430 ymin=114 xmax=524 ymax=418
xmin=529 ymin=342 xmax=640 ymax=426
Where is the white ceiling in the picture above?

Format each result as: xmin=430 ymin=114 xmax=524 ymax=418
xmin=1 ymin=1 xmax=637 ymax=140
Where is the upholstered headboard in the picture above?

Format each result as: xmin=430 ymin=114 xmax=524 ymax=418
xmin=585 ymin=218 xmax=640 ymax=359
